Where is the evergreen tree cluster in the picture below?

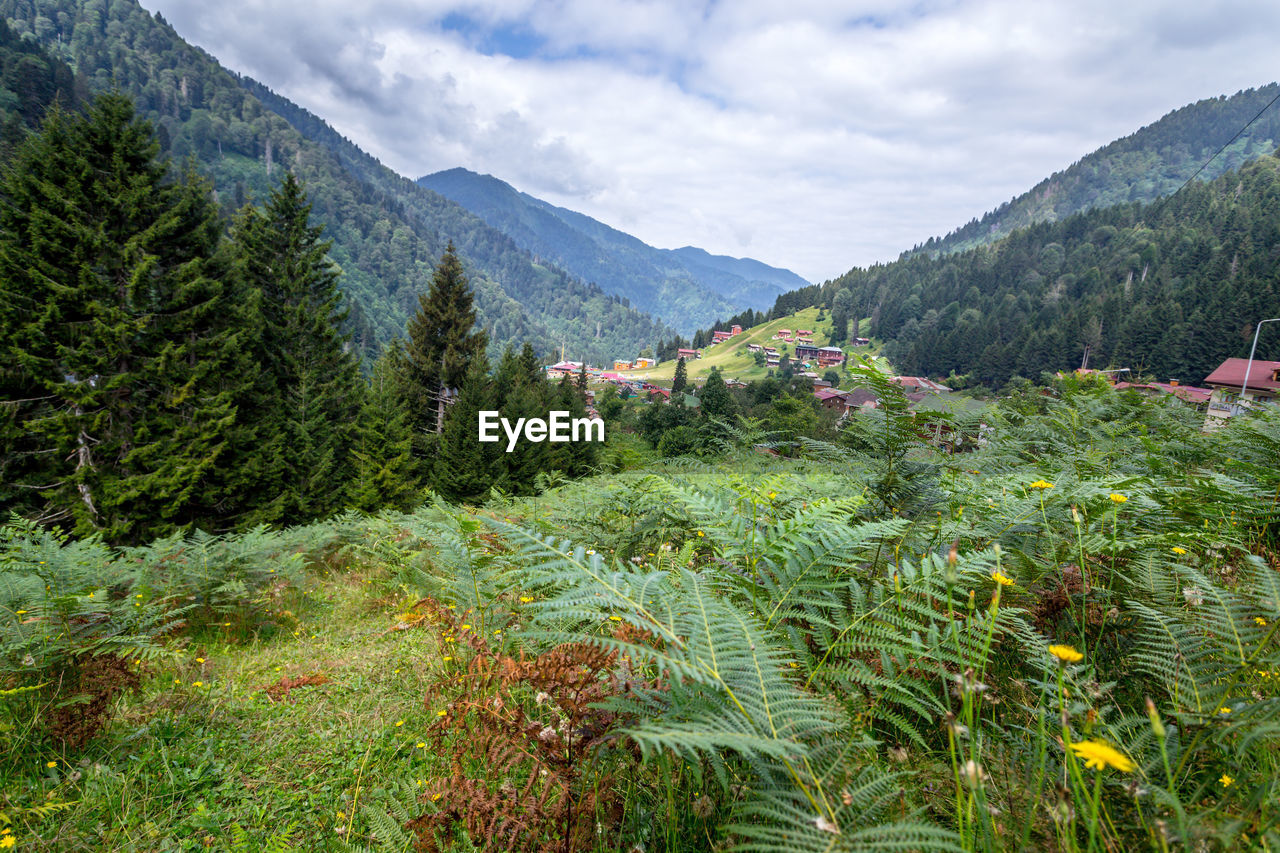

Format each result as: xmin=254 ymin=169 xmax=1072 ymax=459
xmin=0 ymin=94 xmax=406 ymax=543
xmin=0 ymin=18 xmax=83 ymax=156
xmin=433 ymin=345 xmax=599 ymax=503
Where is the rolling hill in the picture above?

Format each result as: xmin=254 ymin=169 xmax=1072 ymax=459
xmin=418 ymin=167 xmax=807 ymax=333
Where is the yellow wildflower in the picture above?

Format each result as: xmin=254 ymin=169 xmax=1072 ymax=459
xmin=461 ymin=624 xmax=471 ymax=630
xmin=336 ymin=811 xmax=345 ymax=820
xmin=609 ymin=616 xmax=622 ymax=622
xmin=1048 ymin=644 xmax=1084 ymax=664
xmin=1070 ymin=740 xmax=1136 ymax=772
xmin=1218 ymin=707 xmax=1231 ymax=715
xmin=0 ymin=834 xmax=14 ymax=848
xmin=1029 ymin=480 xmax=1054 ymax=489
xmin=1171 ymin=546 xmax=1187 ymax=555
xmin=768 ymin=491 xmax=778 ymax=499
xmin=46 ymin=760 xmax=57 ymax=768
xmin=519 ymin=596 xmax=533 ymax=603
xmin=15 ymin=610 xmax=26 ymax=615
xmin=697 ymin=531 xmax=704 ymax=537
xmin=436 ymin=710 xmax=447 ymax=717
xmin=1256 ymin=617 xmax=1268 ymax=627
xmin=195 ymin=657 xmax=205 ymax=663
xmin=991 ymin=572 xmax=1014 ymax=587
xmin=1219 ymin=774 xmax=1234 ymax=788
xmin=394 ymin=720 xmax=405 ymax=727
xmin=417 ymin=742 xmax=426 ymax=748
xmin=431 ymin=793 xmax=442 ymax=802
xmin=192 ymin=681 xmax=203 ymax=688
xmin=1109 ymin=493 xmax=1127 ymax=504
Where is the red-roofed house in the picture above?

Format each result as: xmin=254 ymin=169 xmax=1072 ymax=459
xmin=1114 ymin=381 xmax=1213 ymax=407
xmin=891 ymin=376 xmax=950 ymax=393
xmin=546 ymin=360 xmax=583 ymax=379
xmin=677 ymin=348 xmax=702 ymax=360
xmin=1202 ymin=357 xmax=1280 ymax=429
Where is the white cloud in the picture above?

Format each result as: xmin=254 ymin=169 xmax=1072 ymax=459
xmin=146 ymin=0 xmax=1280 ymax=282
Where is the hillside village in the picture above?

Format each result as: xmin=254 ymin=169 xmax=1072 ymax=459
xmin=539 ymin=304 xmax=1279 ymax=434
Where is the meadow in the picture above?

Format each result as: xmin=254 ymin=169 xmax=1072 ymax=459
xmin=2 ymin=375 xmax=1278 ymax=852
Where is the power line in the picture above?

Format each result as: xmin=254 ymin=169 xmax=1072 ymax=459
xmin=1170 ymin=87 xmax=1280 ymax=198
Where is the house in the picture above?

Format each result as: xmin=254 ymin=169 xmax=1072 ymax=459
xmin=647 ymin=386 xmax=672 ymax=403
xmin=747 ymin=343 xmax=763 ymax=352
xmin=726 ymin=378 xmax=748 ymax=389
xmin=852 ymin=337 xmax=871 ymax=347
xmin=890 ymin=375 xmax=950 ymax=394
xmin=813 ymin=388 xmax=850 ymax=409
xmin=908 ymin=393 xmax=990 ymax=453
xmin=731 ymin=325 xmax=742 ymax=335
xmin=796 ymin=329 xmax=813 ymax=337
xmin=677 ymin=348 xmax=702 ymax=360
xmin=816 ymin=346 xmax=846 ymax=366
xmin=634 ymin=357 xmax=656 ymax=369
xmin=614 ymin=360 xmax=634 ymax=371
xmin=712 ymin=330 xmax=733 ymax=343
xmin=794 ymin=343 xmax=821 ymax=361
xmin=763 ymin=346 xmax=779 ymax=356
xmin=1114 ymin=380 xmax=1213 ymax=407
xmin=546 ymin=360 xmax=583 ymax=379
xmin=1201 ymin=357 xmax=1280 ymax=430
xmin=766 ymin=357 xmax=780 ymax=367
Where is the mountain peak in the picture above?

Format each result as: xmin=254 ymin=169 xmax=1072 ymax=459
xmin=418 ymin=169 xmax=808 ymax=334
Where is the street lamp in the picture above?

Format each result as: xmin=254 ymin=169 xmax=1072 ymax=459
xmin=1240 ymin=317 xmax=1280 ymax=406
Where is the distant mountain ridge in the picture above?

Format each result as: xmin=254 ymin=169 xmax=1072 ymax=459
xmin=418 ymin=167 xmax=808 ymax=334
xmin=916 ymin=84 xmax=1280 ymax=257
xmin=0 ymin=0 xmax=673 ymax=365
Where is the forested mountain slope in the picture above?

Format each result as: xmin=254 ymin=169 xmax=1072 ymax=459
xmin=920 ymin=84 xmax=1280 ymax=256
xmin=418 ymin=167 xmax=805 ymax=333
xmin=821 ymin=151 xmax=1280 ymax=387
xmin=0 ymin=0 xmax=672 ymax=364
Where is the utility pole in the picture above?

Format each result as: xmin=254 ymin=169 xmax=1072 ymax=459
xmin=1240 ymin=317 xmax=1280 ymax=408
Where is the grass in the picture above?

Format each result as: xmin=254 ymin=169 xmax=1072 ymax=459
xmin=3 ymin=561 xmax=452 ymax=851
xmin=616 ymin=308 xmax=879 ymax=384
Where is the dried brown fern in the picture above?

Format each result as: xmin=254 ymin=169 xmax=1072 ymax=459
xmin=406 ymin=597 xmax=653 ymax=852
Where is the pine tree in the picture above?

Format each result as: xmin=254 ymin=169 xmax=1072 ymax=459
xmin=699 ymin=367 xmax=735 ymax=421
xmin=348 ymin=345 xmax=420 ymax=513
xmin=403 ymin=243 xmax=488 ymax=454
xmin=433 ymin=356 xmax=499 ymax=502
xmin=671 ymin=357 xmax=689 ymax=398
xmin=0 ymin=95 xmax=245 ymax=543
xmin=233 ymin=172 xmax=363 ymax=524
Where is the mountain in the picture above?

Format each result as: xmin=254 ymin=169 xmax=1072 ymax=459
xmin=0 ymin=0 xmax=673 ymax=365
xmin=418 ymin=167 xmax=807 ymax=333
xmin=817 ymin=150 xmax=1280 ymax=388
xmin=918 ymin=84 xmax=1280 ymax=256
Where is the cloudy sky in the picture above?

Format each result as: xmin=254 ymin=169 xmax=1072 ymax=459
xmin=144 ymin=0 xmax=1278 ymax=283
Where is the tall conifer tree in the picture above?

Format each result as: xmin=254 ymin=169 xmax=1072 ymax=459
xmin=403 ymin=243 xmax=488 ymax=451
xmin=671 ymin=357 xmax=689 ymax=398
xmin=0 ymin=95 xmax=243 ymax=543
xmin=348 ymin=345 xmax=420 ymax=512
xmin=233 ymin=173 xmax=362 ymax=524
